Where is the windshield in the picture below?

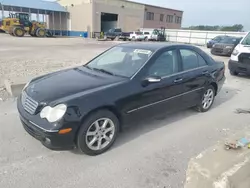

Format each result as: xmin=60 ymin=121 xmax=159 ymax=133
xmin=241 ymin=32 xmax=250 ymax=45
xmin=86 ymin=46 xmax=153 ymax=77
xmin=17 ymin=13 xmax=29 ymax=21
xmin=220 ymin=37 xmax=238 ymax=44
xmin=135 ymin=32 xmax=143 ymax=35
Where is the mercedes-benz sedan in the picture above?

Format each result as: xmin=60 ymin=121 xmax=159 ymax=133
xmin=17 ymin=43 xmax=226 ymax=156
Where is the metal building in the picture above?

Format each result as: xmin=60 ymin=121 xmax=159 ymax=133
xmin=0 ymin=0 xmax=68 ymax=36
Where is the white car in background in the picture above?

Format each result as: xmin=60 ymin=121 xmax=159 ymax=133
xmin=129 ymin=31 xmax=145 ymax=41
xmin=142 ymin=31 xmax=152 ymax=41
xmin=228 ymin=32 xmax=250 ymax=76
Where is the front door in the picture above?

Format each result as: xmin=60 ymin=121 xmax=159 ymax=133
xmin=124 ymin=48 xmax=185 ymax=118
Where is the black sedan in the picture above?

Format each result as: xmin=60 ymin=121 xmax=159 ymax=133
xmin=211 ymin=36 xmax=242 ymax=56
xmin=17 ymin=43 xmax=226 ymax=156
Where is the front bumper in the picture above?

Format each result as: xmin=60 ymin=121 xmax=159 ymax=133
xmin=17 ymin=96 xmax=76 ymax=150
xmin=228 ymin=60 xmax=250 ymax=75
xmin=211 ymin=48 xmax=233 ymax=56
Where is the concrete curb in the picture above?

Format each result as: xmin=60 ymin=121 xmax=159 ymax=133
xmin=4 ymin=79 xmax=26 ymax=97
xmin=184 ymin=129 xmax=250 ymax=188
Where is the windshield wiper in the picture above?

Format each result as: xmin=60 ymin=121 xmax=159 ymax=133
xmin=84 ymin=65 xmax=93 ymax=70
xmin=92 ymin=68 xmax=115 ymax=76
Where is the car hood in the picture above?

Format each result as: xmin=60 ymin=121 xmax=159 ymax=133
xmin=213 ymin=43 xmax=235 ymax=48
xmin=25 ymin=67 xmax=126 ymax=103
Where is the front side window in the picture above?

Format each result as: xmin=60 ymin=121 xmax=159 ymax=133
xmin=86 ymin=47 xmax=153 ymax=77
xmin=180 ymin=49 xmax=199 ymax=71
xmin=147 ymin=50 xmax=179 ymax=77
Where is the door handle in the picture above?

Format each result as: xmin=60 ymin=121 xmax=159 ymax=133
xmin=202 ymin=70 xmax=209 ymax=75
xmin=174 ymin=78 xmax=183 ymax=83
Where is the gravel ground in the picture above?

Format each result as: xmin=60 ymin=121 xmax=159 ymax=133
xmin=0 ymin=34 xmax=121 ymax=85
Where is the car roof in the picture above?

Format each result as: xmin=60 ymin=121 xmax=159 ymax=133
xmin=116 ymin=42 xmax=194 ymax=51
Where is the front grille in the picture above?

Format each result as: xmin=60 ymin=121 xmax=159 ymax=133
xmin=239 ymin=53 xmax=250 ymax=64
xmin=21 ymin=92 xmax=39 ymax=115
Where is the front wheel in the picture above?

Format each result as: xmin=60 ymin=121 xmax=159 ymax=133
xmin=195 ymin=85 xmax=215 ymax=112
xmin=77 ymin=110 xmax=119 ymax=156
xmin=36 ymin=28 xmax=46 ymax=37
xmin=230 ymin=70 xmax=238 ymax=76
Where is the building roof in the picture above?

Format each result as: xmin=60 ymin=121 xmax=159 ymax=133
xmin=0 ymin=0 xmax=67 ymax=12
xmin=125 ymin=0 xmax=183 ymax=13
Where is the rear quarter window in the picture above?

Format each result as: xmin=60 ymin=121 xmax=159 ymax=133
xmin=197 ymin=54 xmax=208 ymax=67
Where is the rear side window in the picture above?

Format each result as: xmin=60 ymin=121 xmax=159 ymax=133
xmin=180 ymin=49 xmax=199 ymax=71
xmin=197 ymin=54 xmax=207 ymax=67
xmin=180 ymin=49 xmax=207 ymax=71
xmin=144 ymin=32 xmax=150 ymax=34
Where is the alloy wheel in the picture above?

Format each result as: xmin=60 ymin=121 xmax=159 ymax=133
xmin=202 ymin=88 xmax=214 ymax=110
xmin=85 ymin=118 xmax=115 ymax=151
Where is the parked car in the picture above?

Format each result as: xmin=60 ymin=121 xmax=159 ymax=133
xmin=104 ymin=28 xmax=130 ymax=41
xmin=211 ymin=36 xmax=242 ymax=56
xmin=229 ymin=32 xmax=250 ymax=76
xmin=207 ymin=35 xmax=229 ymax=48
xmin=142 ymin=31 xmax=152 ymax=41
xmin=129 ymin=31 xmax=144 ymax=41
xmin=17 ymin=43 xmax=226 ymax=156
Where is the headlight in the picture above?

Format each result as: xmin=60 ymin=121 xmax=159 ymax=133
xmin=212 ymin=44 xmax=215 ymax=48
xmin=232 ymin=49 xmax=239 ymax=56
xmin=40 ymin=104 xmax=67 ymax=123
xmin=225 ymin=46 xmax=233 ymax=49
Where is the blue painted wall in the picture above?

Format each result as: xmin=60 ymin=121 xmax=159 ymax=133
xmin=49 ymin=30 xmax=88 ymax=38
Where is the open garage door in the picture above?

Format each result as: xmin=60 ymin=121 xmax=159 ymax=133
xmin=124 ymin=16 xmax=141 ymax=32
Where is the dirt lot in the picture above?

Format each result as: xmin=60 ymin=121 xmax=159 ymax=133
xmin=1 ymin=34 xmax=250 ymax=188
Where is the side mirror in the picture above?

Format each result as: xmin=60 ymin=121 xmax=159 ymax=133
xmin=142 ymin=76 xmax=161 ymax=86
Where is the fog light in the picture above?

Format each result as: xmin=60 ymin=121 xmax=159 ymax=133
xmin=44 ymin=137 xmax=51 ymax=144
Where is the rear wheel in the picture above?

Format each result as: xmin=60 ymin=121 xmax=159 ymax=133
xmin=13 ymin=27 xmax=25 ymax=37
xmin=77 ymin=110 xmax=119 ymax=156
xmin=36 ymin=28 xmax=46 ymax=37
xmin=195 ymin=85 xmax=215 ymax=112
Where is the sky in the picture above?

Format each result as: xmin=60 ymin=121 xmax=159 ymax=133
xmin=133 ymin=0 xmax=250 ymax=31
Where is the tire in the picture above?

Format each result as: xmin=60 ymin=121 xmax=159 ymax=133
xmin=144 ymin=37 xmax=148 ymax=41
xmin=77 ymin=110 xmax=120 ymax=156
xmin=195 ymin=85 xmax=215 ymax=113
xmin=36 ymin=28 xmax=46 ymax=37
xmin=230 ymin=70 xmax=238 ymax=76
xmin=13 ymin=27 xmax=25 ymax=37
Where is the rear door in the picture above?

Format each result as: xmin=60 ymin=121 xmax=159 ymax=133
xmin=177 ymin=47 xmax=209 ymax=107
